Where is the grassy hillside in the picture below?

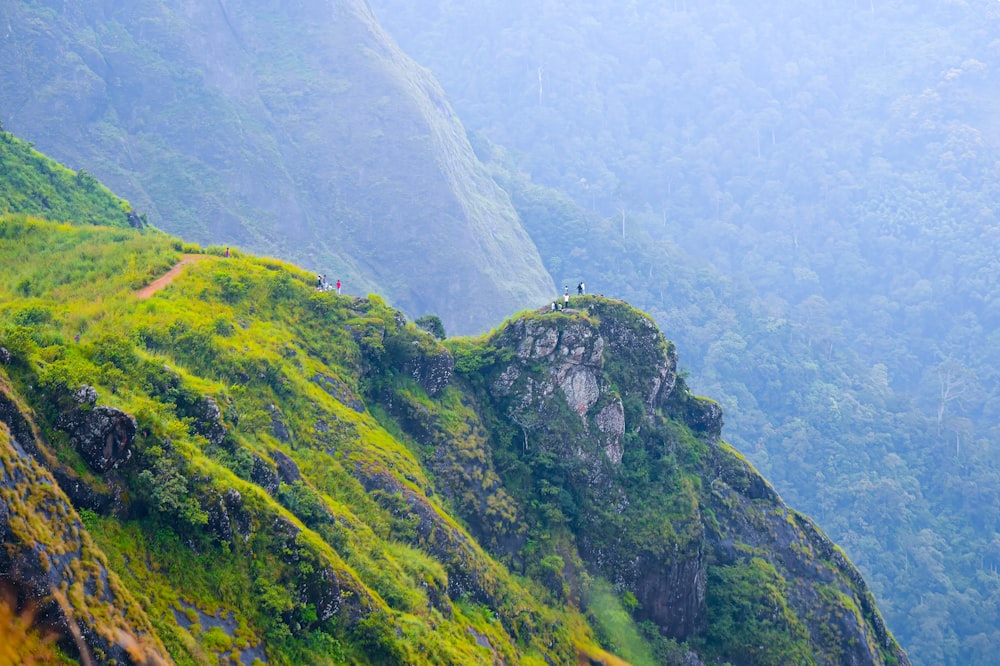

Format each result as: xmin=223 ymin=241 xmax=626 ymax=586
xmin=0 ymin=149 xmax=907 ymax=664
xmin=0 ymin=216 xmax=589 ymax=664
xmin=0 ymin=124 xmax=138 ymax=228
xmin=0 ymin=0 xmax=554 ymax=335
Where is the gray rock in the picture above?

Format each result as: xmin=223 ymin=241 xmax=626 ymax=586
xmin=271 ymin=449 xmax=301 ymax=484
xmin=312 ymin=373 xmax=366 ymax=412
xmin=269 ymin=404 xmax=291 ymax=442
xmin=73 ymin=385 xmax=98 ymax=406
xmin=56 ymin=406 xmax=136 ymax=473
xmin=403 ymin=347 xmax=454 ymax=397
xmin=191 ymin=396 xmax=228 ymax=447
xmin=251 ymin=455 xmax=279 ymax=495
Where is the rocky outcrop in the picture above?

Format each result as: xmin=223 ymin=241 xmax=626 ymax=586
xmin=313 ymin=373 xmax=366 ymax=413
xmin=402 ymin=346 xmax=454 ymax=397
xmin=458 ymin=297 xmax=908 ymax=665
xmin=271 ymin=449 xmax=301 ymax=484
xmin=189 ymin=396 xmax=228 ymax=447
xmin=269 ymin=404 xmax=292 ymax=443
xmin=268 ymin=515 xmax=374 ymax=627
xmin=0 ymin=423 xmax=171 ymax=665
xmin=251 ymin=454 xmax=280 ymax=496
xmin=56 ymin=406 xmax=137 ymax=473
xmin=0 ymin=384 xmax=44 ymax=461
xmin=489 ymin=302 xmax=684 ymax=473
xmin=205 ymin=487 xmax=252 ymax=545
xmin=632 ymin=549 xmax=707 ymax=639
xmin=0 ymin=384 xmax=115 ymax=514
xmin=704 ymin=442 xmax=911 ymax=666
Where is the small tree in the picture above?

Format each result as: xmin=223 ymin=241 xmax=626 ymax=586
xmin=414 ymin=314 xmax=446 ymax=340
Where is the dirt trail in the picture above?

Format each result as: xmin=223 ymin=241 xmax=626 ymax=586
xmin=134 ymin=254 xmax=210 ymax=299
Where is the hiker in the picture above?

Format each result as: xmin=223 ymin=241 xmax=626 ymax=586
xmin=577 ymin=281 xmax=583 ymax=296
xmin=564 ymin=289 xmax=570 ymax=308
xmin=336 ymin=279 xmax=342 ymax=295
xmin=317 ymin=274 xmax=324 ymax=289
xmin=225 ymin=247 xmax=230 ymax=258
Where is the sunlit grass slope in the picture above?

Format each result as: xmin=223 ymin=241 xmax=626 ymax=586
xmin=0 ymin=214 xmax=623 ymax=664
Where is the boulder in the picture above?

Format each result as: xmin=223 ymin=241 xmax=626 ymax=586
xmin=251 ymin=454 xmax=280 ymax=495
xmin=190 ymin=396 xmax=228 ymax=447
xmin=271 ymin=449 xmax=301 ymax=484
xmin=56 ymin=406 xmax=136 ymax=473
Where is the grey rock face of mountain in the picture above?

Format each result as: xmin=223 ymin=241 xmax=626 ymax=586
xmin=0 ymin=0 xmax=554 ymax=334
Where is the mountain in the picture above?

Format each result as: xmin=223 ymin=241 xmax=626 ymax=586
xmin=366 ymin=1 xmax=1000 ymax=662
xmin=0 ymin=131 xmax=908 ymax=664
xmin=0 ymin=0 xmax=554 ymax=335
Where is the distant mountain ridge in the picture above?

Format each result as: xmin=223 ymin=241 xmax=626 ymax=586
xmin=0 ymin=0 xmax=554 ymax=335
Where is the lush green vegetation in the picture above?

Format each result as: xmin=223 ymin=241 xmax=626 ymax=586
xmin=0 ymin=127 xmax=137 ymax=228
xmin=0 ymin=214 xmax=608 ymax=664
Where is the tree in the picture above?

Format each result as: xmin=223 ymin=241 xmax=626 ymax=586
xmin=414 ymin=314 xmax=446 ymax=339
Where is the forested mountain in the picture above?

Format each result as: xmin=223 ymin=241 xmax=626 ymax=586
xmin=0 ymin=130 xmax=909 ymax=664
xmin=0 ymin=0 xmax=554 ymax=335
xmin=369 ymin=1 xmax=1000 ymax=663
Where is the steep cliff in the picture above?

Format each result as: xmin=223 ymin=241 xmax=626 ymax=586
xmin=0 ymin=2 xmax=554 ymax=334
xmin=387 ymin=298 xmax=910 ymax=666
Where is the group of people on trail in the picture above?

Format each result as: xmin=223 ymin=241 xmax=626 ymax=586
xmin=552 ymin=280 xmax=585 ymax=311
xmin=316 ymin=274 xmax=342 ymax=294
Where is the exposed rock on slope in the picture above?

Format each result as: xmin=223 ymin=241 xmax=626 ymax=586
xmin=0 ymin=0 xmax=554 ymax=334
xmin=0 ymin=414 xmax=169 ymax=665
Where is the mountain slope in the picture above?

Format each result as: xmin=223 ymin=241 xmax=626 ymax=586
xmin=0 ymin=0 xmax=554 ymax=334
xmin=0 ymin=124 xmax=140 ymax=229
xmin=0 ymin=143 xmax=907 ymax=664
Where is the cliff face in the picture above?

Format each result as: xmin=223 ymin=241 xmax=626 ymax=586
xmin=0 ymin=389 xmax=169 ymax=665
xmin=402 ymin=297 xmax=909 ymax=665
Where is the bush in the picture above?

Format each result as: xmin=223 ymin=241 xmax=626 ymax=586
xmin=414 ymin=314 xmax=446 ymax=340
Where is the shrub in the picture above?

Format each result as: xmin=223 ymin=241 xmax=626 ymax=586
xmin=414 ymin=314 xmax=446 ymax=340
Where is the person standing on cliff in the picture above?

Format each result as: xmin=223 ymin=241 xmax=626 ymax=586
xmin=564 ymin=288 xmax=570 ymax=309
xmin=336 ymin=279 xmax=342 ymax=295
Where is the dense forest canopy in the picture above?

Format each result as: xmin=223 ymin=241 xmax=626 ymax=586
xmin=370 ymin=1 xmax=1000 ymax=663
